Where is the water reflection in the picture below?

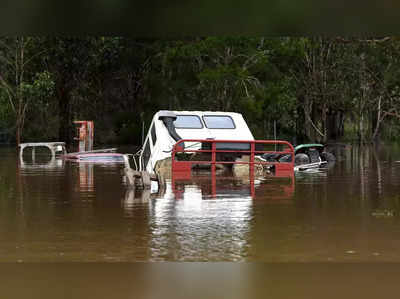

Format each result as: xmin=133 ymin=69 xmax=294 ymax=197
xmin=147 ymin=180 xmax=253 ymax=261
xmin=119 ymin=172 xmax=295 ymax=261
xmin=19 ymin=155 xmax=64 ymax=171
xmin=76 ymin=163 xmax=94 ymax=192
xmin=3 ymin=144 xmax=400 ymax=261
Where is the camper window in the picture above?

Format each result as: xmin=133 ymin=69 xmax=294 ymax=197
xmin=174 ymin=115 xmax=203 ymax=129
xmin=203 ymin=115 xmax=235 ymax=129
xmin=151 ymin=124 xmax=157 ymax=145
xmin=142 ymin=140 xmax=151 ymax=169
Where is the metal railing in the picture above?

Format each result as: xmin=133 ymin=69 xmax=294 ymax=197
xmin=171 ymin=139 xmax=294 ymax=175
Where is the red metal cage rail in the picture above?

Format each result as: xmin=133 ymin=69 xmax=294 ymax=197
xmin=171 ymin=139 xmax=295 ymax=198
xmin=171 ymin=139 xmax=295 ymax=176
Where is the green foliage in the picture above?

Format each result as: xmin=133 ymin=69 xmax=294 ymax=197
xmin=21 ymin=71 xmax=54 ymax=98
xmin=0 ymin=92 xmax=12 ymax=129
xmin=2 ymin=36 xmax=400 ymax=145
xmin=21 ymin=71 xmax=56 ymax=141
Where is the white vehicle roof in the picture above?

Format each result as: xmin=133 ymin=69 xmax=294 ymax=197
xmin=168 ymin=110 xmax=253 ymax=140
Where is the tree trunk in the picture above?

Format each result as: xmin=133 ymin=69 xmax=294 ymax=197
xmin=327 ymin=110 xmax=336 ymax=140
xmin=15 ymin=108 xmax=24 ymax=147
xmin=296 ymin=105 xmax=305 ymax=144
xmin=321 ymin=102 xmax=327 ymax=143
xmin=358 ymin=52 xmax=367 ymax=144
xmin=338 ymin=111 xmax=345 ymax=138
xmin=16 ymin=121 xmax=21 ymax=147
xmin=359 ymin=111 xmax=364 ymax=144
xmin=372 ymin=96 xmax=383 ymax=142
xmin=327 ymin=110 xmax=344 ymax=140
xmin=304 ymin=97 xmax=313 ymax=142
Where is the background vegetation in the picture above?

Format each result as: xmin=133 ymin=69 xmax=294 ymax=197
xmin=1 ymin=37 xmax=400 ymax=146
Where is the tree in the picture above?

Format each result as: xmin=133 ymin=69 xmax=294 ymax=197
xmin=293 ymin=37 xmax=342 ymax=142
xmin=0 ymin=37 xmax=53 ymax=146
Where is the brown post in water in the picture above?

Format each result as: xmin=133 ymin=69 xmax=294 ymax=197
xmin=73 ymin=121 xmax=94 ymax=152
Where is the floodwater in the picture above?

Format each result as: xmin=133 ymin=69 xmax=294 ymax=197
xmin=1 ymin=144 xmax=400 ymax=262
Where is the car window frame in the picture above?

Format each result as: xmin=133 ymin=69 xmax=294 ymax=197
xmin=174 ymin=114 xmax=204 ymax=129
xmin=202 ymin=115 xmax=236 ymax=129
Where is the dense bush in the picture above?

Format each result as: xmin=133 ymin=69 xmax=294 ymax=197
xmin=1 ymin=37 xmax=400 ymax=145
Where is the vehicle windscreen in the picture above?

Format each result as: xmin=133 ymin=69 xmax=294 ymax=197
xmin=203 ymin=115 xmax=235 ymax=129
xmin=174 ymin=115 xmax=203 ymax=129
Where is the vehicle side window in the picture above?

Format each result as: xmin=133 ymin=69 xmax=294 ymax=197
xmin=174 ymin=115 xmax=203 ymax=129
xmin=203 ymin=115 xmax=235 ymax=129
xmin=142 ymin=140 xmax=151 ymax=169
xmin=151 ymin=124 xmax=157 ymax=145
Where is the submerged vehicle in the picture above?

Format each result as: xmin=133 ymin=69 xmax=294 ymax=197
xmin=137 ymin=110 xmax=294 ymax=177
xmin=260 ymin=143 xmax=335 ymax=171
xmin=139 ymin=111 xmax=253 ymax=173
xmin=293 ymin=143 xmax=335 ymax=171
xmin=64 ymin=152 xmax=126 ymax=163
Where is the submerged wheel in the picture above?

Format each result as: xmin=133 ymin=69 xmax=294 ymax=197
xmin=295 ymin=153 xmax=310 ymax=165
xmin=320 ymin=152 xmax=335 ymax=162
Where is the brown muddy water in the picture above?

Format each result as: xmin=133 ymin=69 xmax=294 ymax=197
xmin=1 ymin=144 xmax=400 ymax=262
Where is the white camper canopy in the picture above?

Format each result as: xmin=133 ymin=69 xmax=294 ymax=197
xmin=139 ymin=111 xmax=254 ymax=173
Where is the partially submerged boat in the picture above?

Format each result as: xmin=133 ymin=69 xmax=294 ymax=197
xmin=64 ymin=152 xmax=126 ymax=163
xmin=137 ymin=110 xmax=295 ymax=177
xmin=62 ymin=121 xmax=127 ymax=164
